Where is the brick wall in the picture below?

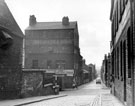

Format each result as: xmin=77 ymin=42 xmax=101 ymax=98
xmin=111 ymin=11 xmax=133 ymax=105
xmin=0 ymin=34 xmax=23 ymax=98
xmin=25 ymin=29 xmax=75 ymax=69
xmin=127 ymin=85 xmax=132 ymax=106
xmin=21 ymin=71 xmax=54 ymax=97
xmin=25 ymin=53 xmax=74 ymax=69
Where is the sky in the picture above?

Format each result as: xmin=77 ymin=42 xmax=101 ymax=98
xmin=5 ymin=0 xmax=111 ymax=70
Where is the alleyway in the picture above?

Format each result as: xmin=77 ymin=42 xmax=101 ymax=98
xmin=0 ymin=79 xmax=125 ymax=106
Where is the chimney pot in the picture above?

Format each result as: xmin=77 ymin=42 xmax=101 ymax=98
xmin=29 ymin=15 xmax=36 ymax=26
xmin=62 ymin=16 xmax=69 ymax=25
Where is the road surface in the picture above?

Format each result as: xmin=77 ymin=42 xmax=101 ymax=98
xmin=23 ymin=80 xmax=124 ymax=106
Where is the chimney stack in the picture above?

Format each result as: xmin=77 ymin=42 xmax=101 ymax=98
xmin=29 ymin=15 xmax=36 ymax=26
xmin=62 ymin=16 xmax=69 ymax=25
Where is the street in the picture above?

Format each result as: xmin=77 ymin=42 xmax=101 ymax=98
xmin=0 ymin=0 xmax=134 ymax=106
xmin=16 ymin=80 xmax=124 ymax=106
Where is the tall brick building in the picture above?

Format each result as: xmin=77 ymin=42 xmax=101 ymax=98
xmin=110 ymin=0 xmax=135 ymax=106
xmin=0 ymin=0 xmax=23 ymax=98
xmin=24 ymin=15 xmax=82 ymax=91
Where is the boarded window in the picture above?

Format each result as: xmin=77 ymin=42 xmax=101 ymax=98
xmin=32 ymin=60 xmax=38 ymax=68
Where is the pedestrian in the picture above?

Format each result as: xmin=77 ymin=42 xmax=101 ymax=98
xmin=72 ymin=82 xmax=75 ymax=89
xmin=72 ymin=79 xmax=78 ymax=89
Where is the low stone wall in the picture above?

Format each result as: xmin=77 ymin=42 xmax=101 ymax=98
xmin=113 ymin=79 xmax=133 ymax=106
xmin=21 ymin=71 xmax=54 ymax=98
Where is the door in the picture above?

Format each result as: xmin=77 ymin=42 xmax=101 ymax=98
xmin=123 ymin=41 xmax=126 ymax=102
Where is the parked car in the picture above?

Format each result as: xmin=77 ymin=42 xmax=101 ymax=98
xmin=96 ymin=79 xmax=101 ymax=84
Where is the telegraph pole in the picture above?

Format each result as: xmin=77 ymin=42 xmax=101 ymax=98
xmin=130 ymin=0 xmax=135 ymax=105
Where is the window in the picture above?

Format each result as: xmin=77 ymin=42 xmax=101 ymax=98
xmin=127 ymin=28 xmax=131 ymax=78
xmin=32 ymin=60 xmax=38 ymax=68
xmin=123 ymin=0 xmax=125 ymax=11
xmin=120 ymin=42 xmax=123 ymax=79
xmin=118 ymin=1 xmax=121 ymax=23
xmin=117 ymin=47 xmax=119 ymax=79
xmin=116 ymin=4 xmax=118 ymax=31
xmin=56 ymin=60 xmax=65 ymax=69
xmin=112 ymin=52 xmax=115 ymax=82
xmin=111 ymin=19 xmax=114 ymax=42
xmin=47 ymin=60 xmax=52 ymax=69
xmin=112 ymin=18 xmax=115 ymax=39
xmin=114 ymin=12 xmax=116 ymax=37
xmin=125 ymin=0 xmax=128 ymax=4
xmin=115 ymin=50 xmax=117 ymax=78
xmin=120 ymin=0 xmax=124 ymax=15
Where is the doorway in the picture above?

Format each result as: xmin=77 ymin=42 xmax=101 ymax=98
xmin=123 ymin=41 xmax=127 ymax=102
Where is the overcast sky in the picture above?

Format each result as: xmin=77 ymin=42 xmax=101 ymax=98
xmin=5 ymin=0 xmax=111 ymax=70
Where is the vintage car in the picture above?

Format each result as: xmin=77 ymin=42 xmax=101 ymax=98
xmin=96 ymin=78 xmax=101 ymax=84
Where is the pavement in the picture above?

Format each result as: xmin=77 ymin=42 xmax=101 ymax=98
xmin=90 ymin=93 xmax=125 ymax=106
xmin=100 ymin=83 xmax=125 ymax=106
xmin=0 ymin=80 xmax=125 ymax=106
xmin=0 ymin=94 xmax=67 ymax=106
xmin=101 ymin=94 xmax=124 ymax=106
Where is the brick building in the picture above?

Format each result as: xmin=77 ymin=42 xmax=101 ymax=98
xmin=89 ymin=63 xmax=97 ymax=80
xmin=0 ymin=0 xmax=23 ymax=98
xmin=110 ymin=0 xmax=135 ymax=106
xmin=101 ymin=54 xmax=111 ymax=88
xmin=82 ymin=59 xmax=93 ymax=83
xmin=24 ymin=15 xmax=82 ymax=93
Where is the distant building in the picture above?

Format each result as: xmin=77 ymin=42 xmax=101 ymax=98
xmin=0 ymin=0 xmax=23 ymax=99
xmin=101 ymin=54 xmax=111 ymax=87
xmin=89 ymin=63 xmax=97 ymax=80
xmin=24 ymin=15 xmax=82 ymax=92
xmin=82 ymin=59 xmax=93 ymax=83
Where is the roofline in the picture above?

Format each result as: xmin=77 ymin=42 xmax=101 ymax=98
xmin=25 ymin=21 xmax=78 ymax=31
xmin=0 ymin=25 xmax=24 ymax=38
xmin=3 ymin=0 xmax=24 ymax=38
xmin=37 ymin=21 xmax=77 ymax=23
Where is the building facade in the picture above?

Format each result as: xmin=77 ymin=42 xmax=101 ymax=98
xmin=82 ymin=60 xmax=92 ymax=83
xmin=89 ymin=63 xmax=97 ymax=80
xmin=101 ymin=54 xmax=111 ymax=88
xmin=24 ymin=15 xmax=82 ymax=92
xmin=110 ymin=0 xmax=135 ymax=106
xmin=0 ymin=0 xmax=23 ymax=99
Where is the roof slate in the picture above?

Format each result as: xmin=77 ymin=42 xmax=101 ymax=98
xmin=0 ymin=1 xmax=24 ymax=37
xmin=26 ymin=22 xmax=77 ymax=30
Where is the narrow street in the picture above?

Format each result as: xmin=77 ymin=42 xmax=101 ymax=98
xmin=7 ymin=79 xmax=124 ymax=106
